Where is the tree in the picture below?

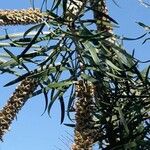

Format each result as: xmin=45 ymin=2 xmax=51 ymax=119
xmin=0 ymin=0 xmax=149 ymax=149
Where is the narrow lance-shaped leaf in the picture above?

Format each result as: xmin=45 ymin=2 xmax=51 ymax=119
xmin=47 ymin=80 xmax=72 ymax=117
xmin=105 ymin=59 xmax=122 ymax=71
xmin=24 ymin=23 xmax=45 ymax=38
xmin=67 ymin=84 xmax=75 ymax=120
xmin=83 ymin=41 xmax=100 ymax=65
xmin=51 ymin=0 xmax=61 ymax=11
xmin=39 ymin=83 xmax=49 ymax=115
xmin=59 ymin=96 xmax=65 ymax=124
xmin=3 ymin=48 xmax=19 ymax=64
xmin=18 ymin=23 xmax=45 ymax=57
xmin=115 ymin=105 xmax=129 ymax=135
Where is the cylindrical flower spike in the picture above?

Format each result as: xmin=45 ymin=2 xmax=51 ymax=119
xmin=0 ymin=8 xmax=52 ymax=26
xmin=90 ymin=0 xmax=116 ymax=44
xmin=0 ymin=77 xmax=38 ymax=141
xmin=72 ymin=80 xmax=100 ymax=150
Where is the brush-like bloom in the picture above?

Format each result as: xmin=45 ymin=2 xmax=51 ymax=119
xmin=0 ymin=8 xmax=51 ymax=26
xmin=72 ymin=81 xmax=100 ymax=150
xmin=0 ymin=77 xmax=38 ymax=141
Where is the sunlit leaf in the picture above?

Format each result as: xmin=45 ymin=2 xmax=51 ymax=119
xmin=105 ymin=59 xmax=122 ymax=71
xmin=83 ymin=41 xmax=100 ymax=65
xmin=81 ymin=73 xmax=97 ymax=82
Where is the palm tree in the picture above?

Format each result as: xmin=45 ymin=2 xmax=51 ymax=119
xmin=0 ymin=0 xmax=149 ymax=149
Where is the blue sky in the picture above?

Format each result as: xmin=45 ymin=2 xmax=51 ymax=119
xmin=0 ymin=0 xmax=149 ymax=150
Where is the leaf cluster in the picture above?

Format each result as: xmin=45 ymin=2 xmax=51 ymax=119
xmin=0 ymin=0 xmax=149 ymax=149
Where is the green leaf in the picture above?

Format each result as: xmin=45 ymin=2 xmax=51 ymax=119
xmin=122 ymin=33 xmax=147 ymax=41
xmin=23 ymin=23 xmax=45 ymax=38
xmin=51 ymin=0 xmax=61 ymax=11
xmin=3 ymin=48 xmax=19 ymax=63
xmin=145 ymin=65 xmax=150 ymax=83
xmin=0 ymin=67 xmax=17 ymax=75
xmin=47 ymin=80 xmax=73 ymax=89
xmin=142 ymin=38 xmax=150 ymax=44
xmin=0 ymin=59 xmax=18 ymax=68
xmin=64 ymin=123 xmax=75 ymax=127
xmin=40 ymin=83 xmax=49 ymax=116
xmin=67 ymin=85 xmax=75 ymax=120
xmin=48 ymin=89 xmax=66 ymax=116
xmin=48 ymin=90 xmax=62 ymax=117
xmin=106 ymin=71 xmax=123 ymax=79
xmin=4 ymin=72 xmax=31 ymax=87
xmin=19 ymin=23 xmax=45 ymax=57
xmin=47 ymin=81 xmax=71 ymax=117
xmin=30 ymin=66 xmax=70 ymax=80
xmin=113 ymin=47 xmax=135 ymax=68
xmin=137 ymin=22 xmax=150 ymax=31
xmin=81 ymin=73 xmax=97 ymax=82
xmin=123 ymin=142 xmax=137 ymax=149
xmin=83 ymin=41 xmax=100 ymax=65
xmin=106 ymin=59 xmax=122 ymax=71
xmin=62 ymin=0 xmax=67 ymax=16
xmin=115 ymin=105 xmax=129 ymax=135
xmin=59 ymin=96 xmax=65 ymax=124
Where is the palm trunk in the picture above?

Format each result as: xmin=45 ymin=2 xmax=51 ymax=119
xmin=0 ymin=77 xmax=38 ymax=141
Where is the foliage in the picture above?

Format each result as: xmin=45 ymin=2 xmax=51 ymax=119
xmin=0 ymin=0 xmax=149 ymax=149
